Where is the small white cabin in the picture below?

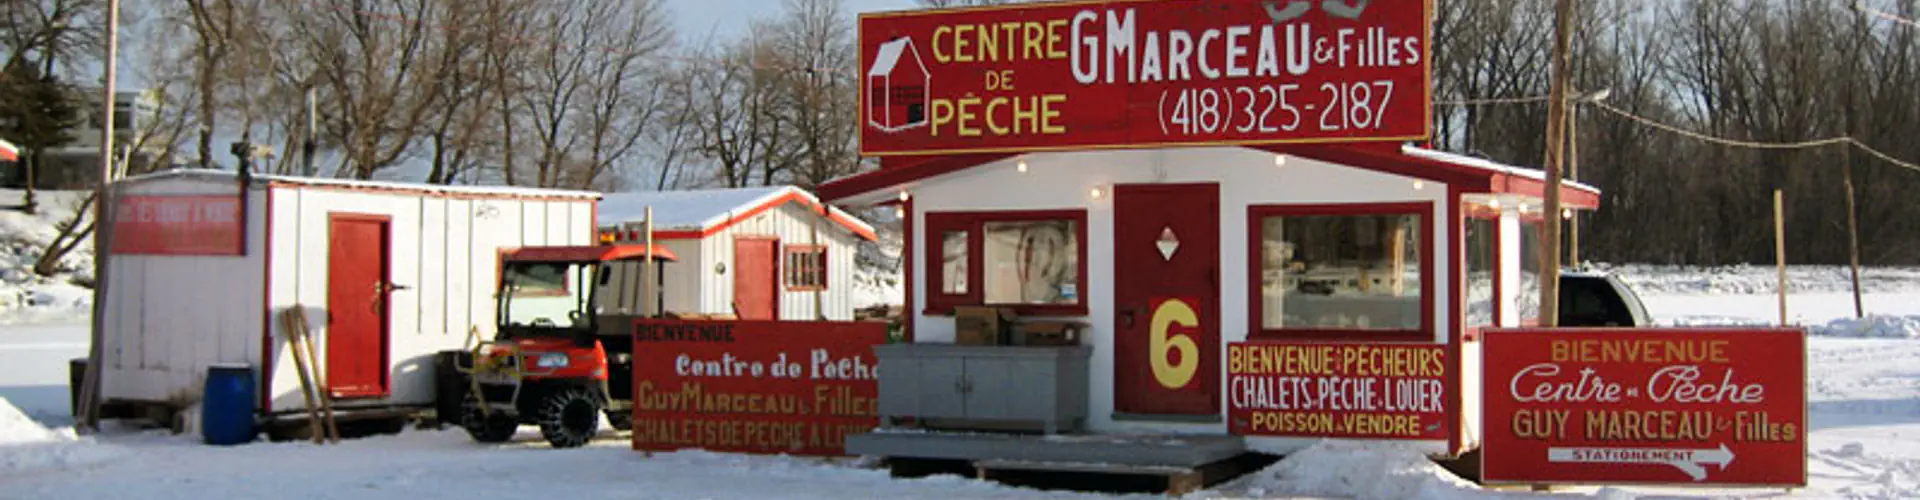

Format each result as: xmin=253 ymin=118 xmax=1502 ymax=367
xmin=597 ymin=186 xmax=878 ymax=321
xmin=97 ymin=170 xmax=600 ymax=421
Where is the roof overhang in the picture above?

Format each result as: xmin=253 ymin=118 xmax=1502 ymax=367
xmin=600 ymin=187 xmax=880 ymax=243
xmin=504 ymin=244 xmax=678 ymax=263
xmin=818 ymin=145 xmax=1600 ymax=210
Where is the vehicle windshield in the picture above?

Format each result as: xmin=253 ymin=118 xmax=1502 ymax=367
xmin=500 ymin=261 xmax=594 ymax=329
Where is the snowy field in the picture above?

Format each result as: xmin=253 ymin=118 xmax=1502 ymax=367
xmin=0 ymin=265 xmax=1914 ymax=499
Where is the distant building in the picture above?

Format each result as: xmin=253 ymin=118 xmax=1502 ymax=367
xmin=6 ymin=87 xmax=168 ymax=190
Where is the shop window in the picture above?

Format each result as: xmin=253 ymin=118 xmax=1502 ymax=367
xmin=1249 ymin=203 xmax=1433 ymax=340
xmin=1466 ymin=216 xmax=1497 ymax=328
xmin=925 ymin=210 xmax=1088 ymax=315
xmin=784 ymin=245 xmax=827 ymax=290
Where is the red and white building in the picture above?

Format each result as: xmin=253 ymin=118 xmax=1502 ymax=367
xmin=819 ymin=143 xmax=1599 ymax=454
xmin=597 ymin=186 xmax=878 ymax=321
xmin=97 ymin=170 xmax=603 ymax=425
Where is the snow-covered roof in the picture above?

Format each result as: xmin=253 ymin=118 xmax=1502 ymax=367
xmin=598 ymin=185 xmax=877 ymax=241
xmin=1402 ymin=145 xmax=1601 ymax=194
xmin=117 ymin=169 xmax=602 ymax=199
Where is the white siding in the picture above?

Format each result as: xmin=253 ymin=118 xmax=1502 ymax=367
xmin=689 ymin=202 xmax=862 ymax=321
xmin=906 ymin=147 xmax=1451 ymax=455
xmin=101 ymin=177 xmax=268 ymax=406
xmin=262 ymin=187 xmax=594 ymax=413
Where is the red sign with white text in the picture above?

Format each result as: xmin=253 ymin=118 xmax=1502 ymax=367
xmin=630 ymin=320 xmax=886 ymax=457
xmin=111 ymin=195 xmax=245 ymax=255
xmin=1227 ymin=341 xmax=1446 ymax=439
xmin=857 ymin=0 xmax=1433 ymax=156
xmin=1481 ymin=328 xmax=1807 ymax=487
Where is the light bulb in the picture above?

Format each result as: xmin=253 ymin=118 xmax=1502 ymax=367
xmin=1017 ymin=160 xmax=1028 ymax=172
xmin=1274 ymin=155 xmax=1287 ymax=166
xmin=894 ymin=206 xmax=905 ymax=218
xmin=1413 ymin=180 xmax=1424 ymax=190
xmin=1089 ymin=187 xmax=1103 ymax=199
xmin=897 ymin=190 xmax=910 ymax=202
xmin=1562 ymin=208 xmax=1574 ymax=219
xmin=1489 ymin=199 xmax=1502 ymax=209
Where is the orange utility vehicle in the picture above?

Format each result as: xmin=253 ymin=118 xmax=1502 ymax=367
xmin=441 ymin=243 xmax=673 ymax=448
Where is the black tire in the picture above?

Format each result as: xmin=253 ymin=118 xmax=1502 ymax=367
xmin=606 ymin=410 xmax=632 ymax=431
xmin=537 ymin=386 xmax=602 ymax=448
xmin=461 ymin=393 xmax=518 ymax=443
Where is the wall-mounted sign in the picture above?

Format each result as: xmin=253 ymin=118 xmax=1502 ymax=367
xmin=1480 ymin=328 xmax=1808 ymax=487
xmin=630 ymin=320 xmax=886 ymax=457
xmin=857 ymin=0 xmax=1434 ymax=156
xmin=1227 ymin=341 xmax=1446 ymax=440
xmin=111 ymin=195 xmax=245 ymax=256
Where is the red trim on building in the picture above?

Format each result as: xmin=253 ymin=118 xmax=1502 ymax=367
xmin=1244 ymin=202 xmax=1436 ymax=343
xmin=258 ymin=185 xmax=274 ymax=413
xmin=818 ymin=153 xmax=1015 ymax=201
xmin=922 ymin=209 xmax=1090 ymax=317
xmin=1492 ymin=174 xmax=1600 ymax=209
xmin=902 ymin=197 xmax=916 ymax=342
xmin=631 ymin=191 xmax=879 ymax=242
xmin=1445 ymin=186 xmax=1467 ymax=456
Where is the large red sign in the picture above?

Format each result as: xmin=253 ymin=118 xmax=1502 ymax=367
xmin=111 ymin=195 xmax=245 ymax=255
xmin=857 ymin=0 xmax=1433 ymax=156
xmin=630 ymin=320 xmax=886 ymax=457
xmin=1227 ymin=341 xmax=1446 ymax=440
xmin=1481 ymin=328 xmax=1807 ymax=487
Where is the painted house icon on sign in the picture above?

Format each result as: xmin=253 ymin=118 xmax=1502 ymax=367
xmin=867 ymin=37 xmax=931 ymax=133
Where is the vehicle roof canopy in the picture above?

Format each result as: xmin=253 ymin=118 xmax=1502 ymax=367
xmin=503 ymin=244 xmax=678 ymax=263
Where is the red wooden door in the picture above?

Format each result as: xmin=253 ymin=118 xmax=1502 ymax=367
xmin=327 ymin=215 xmax=392 ymax=398
xmin=1113 ymin=184 xmax=1220 ymax=417
xmin=733 ymin=238 xmax=779 ymax=320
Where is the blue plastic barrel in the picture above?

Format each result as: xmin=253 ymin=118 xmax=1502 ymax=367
xmin=202 ymin=363 xmax=257 ymax=445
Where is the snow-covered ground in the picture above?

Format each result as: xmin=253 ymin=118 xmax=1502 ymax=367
xmin=0 ymin=265 xmax=1913 ymax=499
xmin=3 ymin=191 xmax=1916 ymax=498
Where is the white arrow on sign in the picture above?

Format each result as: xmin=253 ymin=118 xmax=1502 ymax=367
xmin=1546 ymin=443 xmax=1734 ymax=481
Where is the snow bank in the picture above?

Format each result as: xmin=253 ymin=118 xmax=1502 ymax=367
xmin=1224 ymin=442 xmax=1494 ymax=500
xmin=1592 ymin=263 xmax=1920 ymax=295
xmin=0 ymin=395 xmax=119 ymax=474
xmin=1811 ymin=315 xmax=1920 ymax=339
xmin=0 ymin=190 xmax=96 ymax=325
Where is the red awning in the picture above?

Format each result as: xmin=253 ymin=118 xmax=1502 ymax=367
xmin=503 ymin=244 xmax=677 ymax=263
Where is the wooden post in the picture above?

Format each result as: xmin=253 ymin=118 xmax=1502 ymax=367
xmin=1538 ymin=0 xmax=1575 ymax=328
xmin=1842 ymin=146 xmax=1864 ymax=318
xmin=78 ymin=0 xmax=121 ymax=434
xmin=1567 ymin=100 xmax=1581 ymax=266
xmin=644 ymin=206 xmax=656 ymax=318
xmin=812 ymin=197 xmax=825 ymax=320
xmin=1775 ymin=190 xmax=1788 ymax=326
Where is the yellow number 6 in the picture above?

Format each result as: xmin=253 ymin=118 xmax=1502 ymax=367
xmin=1150 ymin=299 xmax=1199 ymax=389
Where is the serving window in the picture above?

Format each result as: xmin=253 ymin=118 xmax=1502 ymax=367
xmin=1248 ymin=202 xmax=1435 ymax=341
xmin=925 ymin=210 xmax=1088 ymax=316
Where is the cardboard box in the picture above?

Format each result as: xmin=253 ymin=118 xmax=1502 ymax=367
xmin=953 ymin=306 xmax=1015 ymax=346
xmin=1017 ymin=321 xmax=1084 ymax=346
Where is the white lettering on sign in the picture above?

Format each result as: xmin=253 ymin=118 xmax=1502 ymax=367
xmin=809 ymin=349 xmax=879 ymax=380
xmin=1508 ymin=363 xmax=1624 ymax=403
xmin=1068 ymin=8 xmax=1422 ymax=86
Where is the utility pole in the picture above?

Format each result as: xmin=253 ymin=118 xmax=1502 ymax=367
xmin=1843 ymin=143 xmax=1864 ymax=318
xmin=1539 ymin=0 xmax=1575 ymax=327
xmin=79 ymin=0 xmax=120 ymax=434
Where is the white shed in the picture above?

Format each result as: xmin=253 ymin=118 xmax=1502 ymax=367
xmin=596 ymin=186 xmax=877 ymax=321
xmin=98 ymin=170 xmax=600 ymax=421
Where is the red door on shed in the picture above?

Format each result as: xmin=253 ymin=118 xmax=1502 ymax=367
xmin=327 ymin=214 xmax=392 ymax=398
xmin=1113 ymin=184 xmax=1220 ymax=417
xmin=733 ymin=237 xmax=779 ymax=320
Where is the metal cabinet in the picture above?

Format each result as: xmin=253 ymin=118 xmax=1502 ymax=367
xmin=874 ymin=344 xmax=1090 ymax=434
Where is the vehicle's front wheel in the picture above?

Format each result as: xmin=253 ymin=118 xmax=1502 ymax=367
xmin=537 ymin=387 xmax=602 ymax=448
xmin=461 ymin=394 xmax=518 ymax=443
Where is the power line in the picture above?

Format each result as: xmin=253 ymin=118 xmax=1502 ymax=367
xmin=1590 ymin=101 xmax=1920 ymax=173
xmin=1853 ymin=0 xmax=1920 ymax=29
